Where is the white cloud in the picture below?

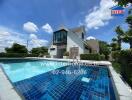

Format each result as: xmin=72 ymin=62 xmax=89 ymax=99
xmin=0 ymin=26 xmax=48 ymax=52
xmin=23 ymin=22 xmax=38 ymax=33
xmin=85 ymin=0 xmax=116 ymax=30
xmin=0 ymin=26 xmax=27 ymax=52
xmin=42 ymin=23 xmax=53 ymax=34
xmin=86 ymin=36 xmax=96 ymax=40
xmin=29 ymin=34 xmax=48 ymax=48
xmin=30 ymin=34 xmax=37 ymax=39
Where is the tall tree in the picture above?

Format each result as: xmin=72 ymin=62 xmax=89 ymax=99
xmin=5 ymin=43 xmax=28 ymax=53
xmin=114 ymin=26 xmax=124 ymax=50
xmin=122 ymin=10 xmax=132 ymax=48
xmin=122 ymin=29 xmax=132 ymax=48
xmin=110 ymin=38 xmax=119 ymax=51
xmin=31 ymin=47 xmax=48 ymax=55
xmin=114 ymin=0 xmax=132 ymax=7
xmin=99 ymin=41 xmax=111 ymax=60
xmin=126 ymin=15 xmax=132 ymax=28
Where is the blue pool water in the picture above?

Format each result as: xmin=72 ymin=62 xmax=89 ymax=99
xmin=1 ymin=60 xmax=116 ymax=100
xmin=2 ymin=60 xmax=68 ymax=82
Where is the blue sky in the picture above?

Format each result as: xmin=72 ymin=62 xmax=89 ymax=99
xmin=0 ymin=0 xmax=131 ymax=51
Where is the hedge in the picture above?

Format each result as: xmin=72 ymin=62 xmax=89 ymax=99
xmin=111 ymin=51 xmax=120 ymax=61
xmin=80 ymin=53 xmax=105 ymax=61
xmin=112 ymin=49 xmax=132 ymax=87
xmin=119 ymin=49 xmax=132 ymax=87
xmin=0 ymin=53 xmax=38 ymax=57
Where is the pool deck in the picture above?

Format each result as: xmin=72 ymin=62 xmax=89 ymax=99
xmin=109 ymin=65 xmax=132 ymax=100
xmin=0 ymin=66 xmax=22 ymax=100
xmin=0 ymin=58 xmax=132 ymax=100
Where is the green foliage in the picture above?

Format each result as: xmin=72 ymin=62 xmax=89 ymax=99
xmin=31 ymin=47 xmax=48 ymax=55
xmin=111 ymin=51 xmax=120 ymax=61
xmin=114 ymin=26 xmax=124 ymax=50
xmin=1 ymin=43 xmax=48 ymax=57
xmin=122 ymin=29 xmax=132 ymax=48
xmin=80 ymin=53 xmax=105 ymax=61
xmin=112 ymin=17 xmax=132 ymax=49
xmin=114 ymin=0 xmax=132 ymax=7
xmin=115 ymin=26 xmax=124 ymax=36
xmin=122 ymin=15 xmax=132 ymax=48
xmin=100 ymin=54 xmax=105 ymax=60
xmin=5 ymin=43 xmax=28 ymax=53
xmin=63 ymin=52 xmax=69 ymax=56
xmin=0 ymin=53 xmax=38 ymax=57
xmin=99 ymin=41 xmax=111 ymax=60
xmin=119 ymin=49 xmax=132 ymax=60
xmin=112 ymin=62 xmax=121 ymax=73
xmin=113 ymin=49 xmax=132 ymax=87
xmin=110 ymin=42 xmax=120 ymax=51
xmin=126 ymin=15 xmax=132 ymax=28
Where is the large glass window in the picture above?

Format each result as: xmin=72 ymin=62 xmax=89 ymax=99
xmin=53 ymin=30 xmax=67 ymax=45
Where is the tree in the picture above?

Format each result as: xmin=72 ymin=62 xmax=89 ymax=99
xmin=31 ymin=47 xmax=48 ymax=55
xmin=99 ymin=41 xmax=111 ymax=60
xmin=126 ymin=15 xmax=132 ymax=28
xmin=114 ymin=0 xmax=132 ymax=7
xmin=110 ymin=42 xmax=119 ymax=51
xmin=5 ymin=43 xmax=28 ymax=53
xmin=122 ymin=29 xmax=132 ymax=48
xmin=114 ymin=26 xmax=124 ymax=50
xmin=122 ymin=12 xmax=132 ymax=48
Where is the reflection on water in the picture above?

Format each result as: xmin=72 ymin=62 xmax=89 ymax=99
xmin=14 ymin=65 xmax=115 ymax=100
xmin=2 ymin=60 xmax=68 ymax=82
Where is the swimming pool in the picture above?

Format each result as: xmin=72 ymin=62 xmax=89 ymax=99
xmin=2 ymin=60 xmax=68 ymax=82
xmin=1 ymin=59 xmax=116 ymax=100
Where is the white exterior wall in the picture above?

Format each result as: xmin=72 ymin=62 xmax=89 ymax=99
xmin=67 ymin=31 xmax=84 ymax=54
xmin=76 ymin=32 xmax=82 ymax=39
xmin=86 ymin=40 xmax=99 ymax=53
xmin=48 ymin=45 xmax=57 ymax=58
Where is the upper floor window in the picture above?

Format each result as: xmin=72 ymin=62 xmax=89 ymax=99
xmin=82 ymin=33 xmax=84 ymax=39
xmin=53 ymin=29 xmax=67 ymax=45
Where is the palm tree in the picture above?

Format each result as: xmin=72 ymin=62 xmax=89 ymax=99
xmin=122 ymin=29 xmax=132 ymax=48
xmin=126 ymin=15 xmax=132 ymax=28
xmin=110 ymin=38 xmax=120 ymax=51
xmin=114 ymin=26 xmax=124 ymax=50
xmin=122 ymin=12 xmax=132 ymax=48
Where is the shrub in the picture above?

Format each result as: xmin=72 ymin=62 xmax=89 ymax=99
xmin=0 ymin=53 xmax=38 ymax=57
xmin=119 ymin=49 xmax=132 ymax=61
xmin=112 ymin=62 xmax=121 ymax=73
xmin=100 ymin=54 xmax=105 ymax=60
xmin=111 ymin=51 xmax=120 ymax=61
xmin=117 ymin=49 xmax=132 ymax=87
xmin=26 ymin=54 xmax=38 ymax=57
xmin=63 ymin=52 xmax=69 ymax=56
xmin=80 ymin=53 xmax=104 ymax=61
xmin=0 ymin=53 xmax=25 ymax=57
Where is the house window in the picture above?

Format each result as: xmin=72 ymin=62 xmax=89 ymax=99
xmin=53 ymin=30 xmax=67 ymax=45
xmin=50 ymin=48 xmax=55 ymax=50
xmin=82 ymin=33 xmax=84 ymax=39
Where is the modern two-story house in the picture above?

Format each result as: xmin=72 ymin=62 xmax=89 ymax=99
xmin=48 ymin=26 xmax=99 ymax=59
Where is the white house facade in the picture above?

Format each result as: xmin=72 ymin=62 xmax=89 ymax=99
xmin=48 ymin=26 xmax=99 ymax=58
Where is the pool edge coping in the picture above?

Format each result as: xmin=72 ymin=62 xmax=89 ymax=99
xmin=0 ymin=63 xmax=23 ymax=100
xmin=108 ymin=65 xmax=132 ymax=100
